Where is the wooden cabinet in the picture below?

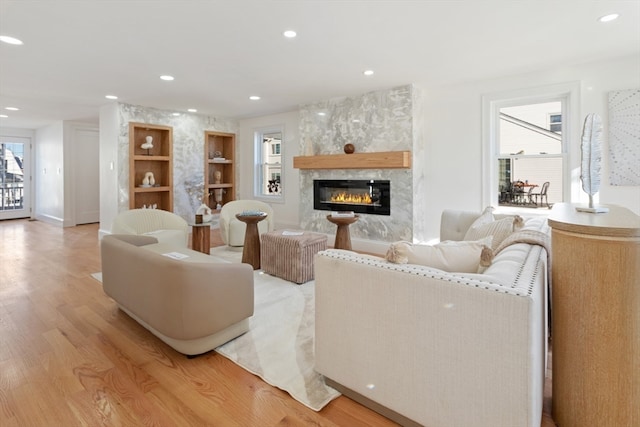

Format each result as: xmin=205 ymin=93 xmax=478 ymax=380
xmin=204 ymin=131 xmax=235 ymax=211
xmin=129 ymin=123 xmax=173 ymax=210
xmin=548 ymin=203 xmax=640 ymax=427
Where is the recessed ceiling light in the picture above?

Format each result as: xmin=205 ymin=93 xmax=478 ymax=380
xmin=249 ymin=95 xmax=261 ymax=100
xmin=187 ymin=108 xmax=197 ymax=113
xmin=317 ymin=112 xmax=326 ymax=116
xmin=598 ymin=13 xmax=619 ymax=22
xmin=5 ymin=107 xmax=19 ymax=111
xmin=283 ymin=30 xmax=297 ymax=38
xmin=172 ymin=112 xmax=180 ymax=116
xmin=0 ymin=35 xmax=23 ymax=45
xmin=363 ymin=70 xmax=374 ymax=76
xmin=160 ymin=75 xmax=175 ymax=81
xmin=0 ymin=114 xmax=8 ymax=118
xmin=105 ymin=95 xmax=118 ymax=100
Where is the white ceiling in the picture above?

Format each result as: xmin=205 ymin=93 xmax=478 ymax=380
xmin=1 ymin=0 xmax=639 ymax=129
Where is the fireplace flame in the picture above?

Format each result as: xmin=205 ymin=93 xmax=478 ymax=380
xmin=330 ymin=192 xmax=373 ymax=205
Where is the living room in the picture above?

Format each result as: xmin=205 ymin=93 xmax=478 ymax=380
xmin=1 ymin=2 xmax=639 ymax=426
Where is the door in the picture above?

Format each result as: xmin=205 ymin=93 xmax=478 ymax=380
xmin=74 ymin=128 xmax=99 ymax=224
xmin=0 ymin=137 xmax=31 ymax=220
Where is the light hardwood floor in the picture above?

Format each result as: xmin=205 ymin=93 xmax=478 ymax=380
xmin=0 ymin=219 xmax=556 ymax=426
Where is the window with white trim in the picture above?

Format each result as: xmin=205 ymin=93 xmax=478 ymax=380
xmin=254 ymin=126 xmax=283 ymax=200
xmin=482 ymin=82 xmax=579 ymax=211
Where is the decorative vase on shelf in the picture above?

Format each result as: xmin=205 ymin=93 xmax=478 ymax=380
xmin=343 ymin=143 xmax=355 ymax=154
xmin=214 ymin=189 xmax=224 ymax=210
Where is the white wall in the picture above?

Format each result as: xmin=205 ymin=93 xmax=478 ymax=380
xmin=99 ymin=104 xmax=120 ymax=237
xmin=35 ymin=122 xmax=65 ymax=225
xmin=237 ymin=110 xmax=301 ymax=229
xmin=419 ymin=54 xmax=640 ymax=240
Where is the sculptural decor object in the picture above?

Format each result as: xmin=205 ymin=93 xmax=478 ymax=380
xmin=214 ymin=189 xmax=224 ymax=210
xmin=141 ymin=171 xmax=155 ymax=187
xmin=141 ymin=135 xmax=154 ymax=154
xmin=196 ymin=203 xmax=214 ymax=223
xmin=576 ymin=113 xmax=609 ymax=213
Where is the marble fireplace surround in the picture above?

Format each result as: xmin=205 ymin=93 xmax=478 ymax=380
xmin=298 ymin=84 xmax=426 ymax=244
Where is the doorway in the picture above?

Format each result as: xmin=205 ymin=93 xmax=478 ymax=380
xmin=0 ymin=137 xmax=31 ymax=220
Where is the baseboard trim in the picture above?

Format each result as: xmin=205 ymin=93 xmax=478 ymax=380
xmin=324 ymin=378 xmax=422 ymax=427
xmin=34 ymin=214 xmax=64 ymax=227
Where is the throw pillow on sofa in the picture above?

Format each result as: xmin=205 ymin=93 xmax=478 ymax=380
xmin=464 ymin=214 xmax=524 ymax=250
xmin=385 ymin=237 xmax=492 ymax=273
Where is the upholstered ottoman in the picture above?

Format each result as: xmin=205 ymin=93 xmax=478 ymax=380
xmin=260 ymin=230 xmax=328 ymax=284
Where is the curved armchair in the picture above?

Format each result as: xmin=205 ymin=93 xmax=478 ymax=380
xmin=111 ymin=208 xmax=189 ymax=247
xmin=219 ymin=200 xmax=274 ymax=247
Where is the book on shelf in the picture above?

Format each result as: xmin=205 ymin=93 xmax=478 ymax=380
xmin=331 ymin=211 xmax=355 ymax=218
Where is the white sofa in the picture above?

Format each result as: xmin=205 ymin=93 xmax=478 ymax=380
xmin=314 ymin=210 xmax=549 ymax=427
xmin=100 ymin=234 xmax=254 ymax=356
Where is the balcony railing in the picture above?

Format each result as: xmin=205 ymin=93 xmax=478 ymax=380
xmin=1 ymin=184 xmax=24 ymax=210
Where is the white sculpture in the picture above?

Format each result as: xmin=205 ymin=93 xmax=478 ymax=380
xmin=214 ymin=170 xmax=222 ymax=184
xmin=196 ymin=203 xmax=213 ymax=223
xmin=141 ymin=135 xmax=154 ymax=151
xmin=576 ymin=113 xmax=609 ymax=213
xmin=141 ymin=171 xmax=155 ymax=187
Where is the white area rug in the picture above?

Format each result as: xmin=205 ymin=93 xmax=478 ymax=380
xmin=93 ymin=245 xmax=340 ymax=411
xmin=212 ymin=246 xmax=340 ymax=411
xmin=216 ymin=270 xmax=340 ymax=411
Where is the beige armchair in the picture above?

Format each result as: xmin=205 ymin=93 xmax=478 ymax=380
xmin=111 ymin=208 xmax=189 ymax=247
xmin=219 ymin=200 xmax=274 ymax=247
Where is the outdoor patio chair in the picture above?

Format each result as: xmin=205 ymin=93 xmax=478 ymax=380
xmin=530 ymin=181 xmax=550 ymax=208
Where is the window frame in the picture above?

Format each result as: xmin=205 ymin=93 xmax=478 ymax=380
xmin=253 ymin=125 xmax=285 ymax=203
xmin=481 ymin=82 xmax=580 ymax=211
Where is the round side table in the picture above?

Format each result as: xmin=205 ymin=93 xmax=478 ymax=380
xmin=235 ymin=213 xmax=268 ymax=269
xmin=326 ymin=214 xmax=359 ymax=250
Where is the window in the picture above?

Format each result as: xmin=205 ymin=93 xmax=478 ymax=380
xmin=482 ymin=82 xmax=579 ymax=211
xmin=497 ymin=102 xmax=564 ymax=208
xmin=254 ymin=126 xmax=283 ymax=200
xmin=549 ymin=113 xmax=562 ymax=133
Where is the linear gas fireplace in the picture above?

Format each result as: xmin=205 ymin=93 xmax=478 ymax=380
xmin=314 ymin=179 xmax=390 ymax=216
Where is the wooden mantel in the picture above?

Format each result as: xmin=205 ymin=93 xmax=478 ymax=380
xmin=293 ymin=151 xmax=411 ymax=170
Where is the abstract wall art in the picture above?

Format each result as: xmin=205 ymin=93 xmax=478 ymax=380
xmin=608 ymin=88 xmax=640 ymax=186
